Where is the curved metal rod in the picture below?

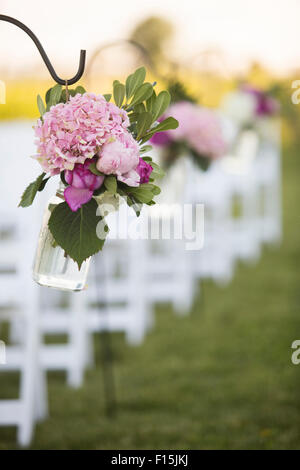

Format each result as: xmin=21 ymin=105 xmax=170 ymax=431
xmin=0 ymin=15 xmax=86 ymax=85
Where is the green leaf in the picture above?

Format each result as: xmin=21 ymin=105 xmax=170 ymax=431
xmin=146 ymin=90 xmax=156 ymax=114
xmin=103 ymin=94 xmax=112 ymax=102
xmin=128 ymin=112 xmax=139 ymax=123
xmin=141 ymin=117 xmax=179 ymax=143
xmin=113 ymin=82 xmax=125 ymax=108
xmin=48 ymin=84 xmax=62 ymax=109
xmin=125 ymin=66 xmax=146 ymax=100
xmin=38 ymin=176 xmax=51 ymax=191
xmin=129 ymin=188 xmax=154 ymax=204
xmin=19 ymin=173 xmax=46 ymax=207
xmin=75 ymin=85 xmax=86 ymax=95
xmin=148 ymin=161 xmax=165 ymax=179
xmin=140 ymin=145 xmax=153 ymax=154
xmin=128 ymin=183 xmax=159 ymax=203
xmin=136 ymin=112 xmax=153 ymax=140
xmin=89 ymin=161 xmax=104 ymax=176
xmin=104 ymin=175 xmax=117 ymax=194
xmin=152 ymin=90 xmax=170 ymax=122
xmin=130 ymin=83 xmax=153 ymax=107
xmin=147 ymin=183 xmax=161 ymax=195
xmin=48 ymin=199 xmax=108 ymax=269
xmin=37 ymin=94 xmax=46 ymax=117
xmin=152 ymin=116 xmax=178 ymax=133
xmin=134 ymin=103 xmax=146 ymax=114
xmin=45 ymin=88 xmax=51 ymax=104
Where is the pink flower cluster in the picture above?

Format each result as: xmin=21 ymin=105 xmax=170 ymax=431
xmin=34 ymin=93 xmax=133 ymax=176
xmin=152 ymin=101 xmax=226 ymax=160
xmin=33 ymin=92 xmax=155 ymax=211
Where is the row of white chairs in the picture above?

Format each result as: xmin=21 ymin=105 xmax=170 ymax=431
xmin=0 ymin=117 xmax=281 ymax=446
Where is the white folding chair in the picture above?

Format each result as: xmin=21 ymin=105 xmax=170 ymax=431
xmin=0 ymin=210 xmax=48 ymax=447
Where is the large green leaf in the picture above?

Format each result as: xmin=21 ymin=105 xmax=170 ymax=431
xmin=130 ymin=83 xmax=153 ymax=107
xmin=136 ymin=112 xmax=153 ymax=140
xmin=125 ymin=66 xmax=146 ymax=100
xmin=19 ymin=173 xmax=46 ymax=207
xmin=152 ymin=90 xmax=171 ymax=122
xmin=48 ymin=199 xmax=107 ymax=269
xmin=113 ymin=82 xmax=125 ymax=107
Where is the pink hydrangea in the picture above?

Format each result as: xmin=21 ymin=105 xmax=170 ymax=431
xmin=152 ymin=101 xmax=226 ymax=160
xmin=34 ymin=93 xmax=130 ymax=175
xmin=96 ymin=132 xmax=140 ymax=187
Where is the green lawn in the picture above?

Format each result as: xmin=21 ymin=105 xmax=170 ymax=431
xmin=1 ymin=143 xmax=300 ymax=449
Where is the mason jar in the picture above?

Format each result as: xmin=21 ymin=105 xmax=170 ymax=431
xmin=32 ymin=183 xmax=91 ymax=291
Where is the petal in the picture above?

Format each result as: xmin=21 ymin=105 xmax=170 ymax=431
xmin=64 ymin=170 xmax=73 ymax=185
xmin=117 ymin=170 xmax=140 ymax=187
xmin=71 ymin=172 xmax=86 ymax=189
xmin=64 ymin=187 xmax=93 ymax=212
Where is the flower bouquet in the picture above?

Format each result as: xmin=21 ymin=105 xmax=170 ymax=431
xmin=221 ymin=85 xmax=280 ymax=158
xmin=151 ymin=100 xmax=226 ymax=172
xmin=221 ymin=85 xmax=280 ymax=131
xmin=19 ymin=67 xmax=178 ymax=291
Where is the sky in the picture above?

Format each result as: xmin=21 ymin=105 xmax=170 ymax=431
xmin=1 ymin=0 xmax=300 ymax=78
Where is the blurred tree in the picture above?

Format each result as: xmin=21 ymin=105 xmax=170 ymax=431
xmin=129 ymin=16 xmax=174 ymax=66
xmin=167 ymin=80 xmax=197 ymax=104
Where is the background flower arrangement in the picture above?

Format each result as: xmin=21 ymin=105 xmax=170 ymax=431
xmin=19 ymin=67 xmax=178 ymax=268
xmin=221 ymin=85 xmax=280 ymax=130
xmin=150 ymin=81 xmax=227 ymax=171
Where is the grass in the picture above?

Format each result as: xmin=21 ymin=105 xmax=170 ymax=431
xmin=0 ymin=142 xmax=300 ymax=449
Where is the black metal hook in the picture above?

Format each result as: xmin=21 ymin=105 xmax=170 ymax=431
xmin=0 ymin=15 xmax=86 ymax=85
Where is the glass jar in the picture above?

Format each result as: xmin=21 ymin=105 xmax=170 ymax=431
xmin=32 ymin=184 xmax=91 ymax=291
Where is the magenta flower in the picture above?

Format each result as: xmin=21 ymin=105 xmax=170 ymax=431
xmin=136 ymin=158 xmax=153 ymax=184
xmin=64 ymin=160 xmax=104 ymax=212
xmin=149 ymin=130 xmax=172 ymax=147
xmin=242 ymin=86 xmax=280 ymax=117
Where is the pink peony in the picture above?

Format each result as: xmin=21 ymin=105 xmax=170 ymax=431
xmin=64 ymin=159 xmax=104 ymax=212
xmin=96 ymin=133 xmax=140 ymax=187
xmin=34 ymin=93 xmax=130 ymax=175
xmin=136 ymin=158 xmax=153 ymax=184
xmin=151 ymin=101 xmax=226 ymax=160
xmin=167 ymin=101 xmax=226 ymax=159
